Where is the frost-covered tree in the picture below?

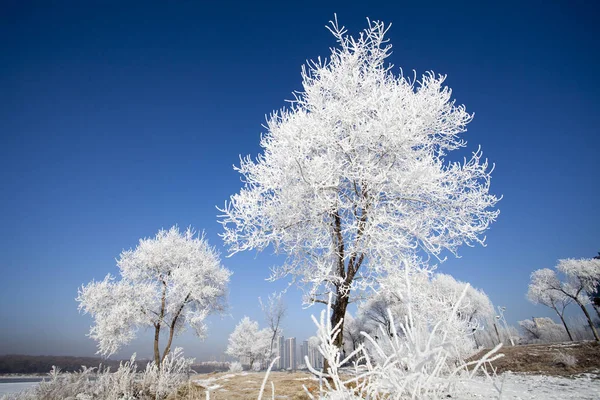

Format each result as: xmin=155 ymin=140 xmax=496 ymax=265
xmin=593 ymin=252 xmax=600 ymax=315
xmin=559 ymin=257 xmax=600 ymax=320
xmin=77 ymin=226 xmax=231 ymax=367
xmin=431 ymin=273 xmax=495 ymax=347
xmin=358 ymin=293 xmax=401 ymax=337
xmin=518 ymin=318 xmax=568 ymax=343
xmin=527 ymin=269 xmax=573 ymax=341
xmin=225 ymin=317 xmax=272 ymax=367
xmin=343 ymin=313 xmax=366 ymax=354
xmin=259 ymin=292 xmax=286 ymax=365
xmin=218 ymin=16 xmax=499 ymax=355
xmin=531 ymin=259 xmax=600 ymax=341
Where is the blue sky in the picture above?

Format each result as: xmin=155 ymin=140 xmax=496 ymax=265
xmin=1 ymin=0 xmax=598 ymax=361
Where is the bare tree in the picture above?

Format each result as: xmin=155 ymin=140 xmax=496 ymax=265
xmin=259 ymin=292 xmax=286 ymax=365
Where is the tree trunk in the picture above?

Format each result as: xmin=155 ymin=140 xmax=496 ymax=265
xmin=593 ymin=302 xmax=600 ymax=320
xmin=493 ymin=323 xmax=501 ymax=345
xmin=577 ymin=301 xmax=599 ymax=341
xmin=160 ymin=293 xmax=190 ymax=365
xmin=323 ymin=289 xmax=349 ymax=374
xmin=556 ymin=312 xmax=574 ymax=341
xmin=153 ymin=324 xmax=161 ymax=366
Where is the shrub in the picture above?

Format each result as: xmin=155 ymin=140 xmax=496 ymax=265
xmin=4 ymin=348 xmax=193 ymax=400
xmin=228 ymin=361 xmax=243 ymax=373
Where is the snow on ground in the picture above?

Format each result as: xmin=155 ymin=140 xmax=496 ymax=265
xmin=457 ymin=372 xmax=600 ymax=400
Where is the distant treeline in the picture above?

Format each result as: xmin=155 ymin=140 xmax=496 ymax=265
xmin=190 ymin=361 xmax=230 ymax=374
xmin=0 ymin=355 xmax=231 ymax=375
xmin=0 ymin=355 xmax=137 ymax=374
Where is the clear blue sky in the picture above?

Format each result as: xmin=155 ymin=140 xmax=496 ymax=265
xmin=1 ymin=0 xmax=598 ymax=361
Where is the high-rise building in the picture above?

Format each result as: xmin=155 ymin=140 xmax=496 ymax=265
xmin=307 ymin=339 xmax=324 ymax=369
xmin=285 ymin=337 xmax=296 ymax=370
xmin=276 ymin=335 xmax=286 ymax=370
xmin=300 ymin=340 xmax=309 ymax=367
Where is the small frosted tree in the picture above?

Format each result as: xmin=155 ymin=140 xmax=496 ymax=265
xmin=431 ymin=273 xmax=495 ymax=347
xmin=527 ymin=268 xmax=573 ymax=341
xmin=218 ymin=16 xmax=500 ymax=358
xmin=77 ymin=226 xmax=231 ymax=367
xmin=225 ymin=317 xmax=272 ymax=367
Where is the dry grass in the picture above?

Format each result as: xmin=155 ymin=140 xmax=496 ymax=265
xmin=469 ymin=340 xmax=600 ymax=376
xmin=169 ymin=371 xmax=321 ymax=400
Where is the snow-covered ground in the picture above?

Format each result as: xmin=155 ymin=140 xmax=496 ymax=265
xmin=457 ymin=372 xmax=600 ymax=400
xmin=192 ymin=371 xmax=599 ymax=400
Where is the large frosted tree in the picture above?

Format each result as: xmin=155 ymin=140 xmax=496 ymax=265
xmin=77 ymin=226 xmax=231 ymax=367
xmin=218 ymin=17 xmax=499 ymax=353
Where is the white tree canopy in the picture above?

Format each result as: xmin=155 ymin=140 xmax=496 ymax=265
xmin=527 ymin=268 xmax=573 ymax=308
xmin=557 ymin=258 xmax=600 ymax=297
xmin=77 ymin=226 xmax=231 ymax=363
xmin=218 ymin=17 xmax=500 ymax=304
xmin=431 ymin=273 xmax=494 ymax=325
xmin=529 ymin=259 xmax=600 ymax=341
xmin=225 ymin=317 xmax=272 ymax=366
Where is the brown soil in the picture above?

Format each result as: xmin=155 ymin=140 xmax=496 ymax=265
xmin=469 ymin=340 xmax=600 ymax=376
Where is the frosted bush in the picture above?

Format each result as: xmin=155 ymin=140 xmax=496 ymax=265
xmin=4 ymin=349 xmax=193 ymax=400
xmin=228 ymin=361 xmax=243 ymax=373
xmin=299 ymin=268 xmax=503 ymax=400
xmin=552 ymin=351 xmax=577 ymax=367
xmin=252 ymin=361 xmax=262 ymax=371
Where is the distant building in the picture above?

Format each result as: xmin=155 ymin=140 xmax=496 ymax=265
xmin=300 ymin=340 xmax=309 ymax=367
xmin=307 ymin=339 xmax=324 ymax=370
xmin=285 ymin=337 xmax=296 ymax=370
xmin=276 ymin=335 xmax=286 ymax=370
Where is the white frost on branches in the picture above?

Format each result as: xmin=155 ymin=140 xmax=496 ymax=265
xmin=301 ymin=268 xmax=503 ymax=399
xmin=225 ymin=317 xmax=272 ymax=367
xmin=527 ymin=268 xmax=574 ymax=341
xmin=218 ymin=16 xmax=500 ymax=305
xmin=529 ymin=258 xmax=600 ymax=341
xmin=557 ymin=258 xmax=600 ymax=299
xmin=77 ymin=226 xmax=231 ymax=363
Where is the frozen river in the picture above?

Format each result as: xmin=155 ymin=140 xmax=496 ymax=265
xmin=0 ymin=378 xmax=42 ymax=396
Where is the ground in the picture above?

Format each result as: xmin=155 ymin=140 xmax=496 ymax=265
xmin=175 ymin=341 xmax=600 ymax=399
xmin=469 ymin=340 xmax=600 ymax=376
